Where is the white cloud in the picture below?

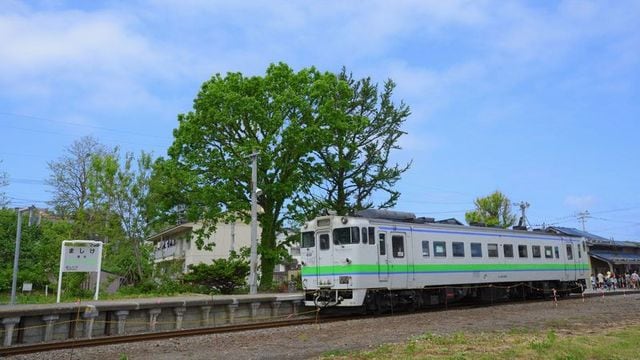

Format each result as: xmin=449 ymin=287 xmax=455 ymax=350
xmin=564 ymin=195 xmax=597 ymax=210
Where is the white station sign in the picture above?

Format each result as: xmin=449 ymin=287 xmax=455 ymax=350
xmin=62 ymin=242 xmax=102 ymax=272
xmin=57 ymin=240 xmax=104 ymax=302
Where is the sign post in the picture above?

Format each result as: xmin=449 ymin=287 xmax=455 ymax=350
xmin=57 ymin=240 xmax=103 ymax=303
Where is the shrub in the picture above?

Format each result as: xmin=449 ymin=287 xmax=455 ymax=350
xmin=182 ymin=251 xmax=249 ymax=294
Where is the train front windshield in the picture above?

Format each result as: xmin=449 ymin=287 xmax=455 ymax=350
xmin=301 ymin=231 xmax=315 ymax=248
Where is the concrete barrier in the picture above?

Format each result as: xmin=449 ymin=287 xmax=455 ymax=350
xmin=0 ymin=293 xmax=304 ymax=347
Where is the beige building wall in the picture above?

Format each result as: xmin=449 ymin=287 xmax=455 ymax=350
xmin=149 ymin=220 xmax=261 ymax=274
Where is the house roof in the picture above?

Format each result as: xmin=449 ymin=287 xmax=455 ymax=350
xmin=545 ymin=226 xmax=611 ymax=242
xmin=146 ymin=222 xmax=194 ymax=242
xmin=590 ymin=250 xmax=640 ymax=265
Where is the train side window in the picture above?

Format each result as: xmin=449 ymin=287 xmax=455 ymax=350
xmin=379 ymin=234 xmax=386 ymax=255
xmin=422 ymin=240 xmax=430 ymax=257
xmin=301 ymin=231 xmax=315 ymax=248
xmin=434 ymin=241 xmax=446 ymax=257
xmin=554 ymin=246 xmax=560 ymax=259
xmin=452 ymin=242 xmax=465 ymax=257
xmin=532 ymin=245 xmax=541 ymax=258
xmin=369 ymin=227 xmax=376 ymax=245
xmin=392 ymin=235 xmax=404 ymax=258
xmin=319 ymin=234 xmax=330 ymax=250
xmin=566 ymin=244 xmax=573 ymax=260
xmin=504 ymin=244 xmax=514 ymax=257
xmin=488 ymin=243 xmax=499 ymax=258
xmin=361 ymin=227 xmax=368 ymax=244
xmin=471 ymin=243 xmax=482 ymax=257
xmin=544 ymin=246 xmax=553 ymax=258
xmin=351 ymin=227 xmax=360 ymax=243
xmin=578 ymin=244 xmax=582 ymax=258
xmin=518 ymin=245 xmax=528 ymax=258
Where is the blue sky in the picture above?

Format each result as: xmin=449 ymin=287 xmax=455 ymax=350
xmin=1 ymin=0 xmax=638 ymax=240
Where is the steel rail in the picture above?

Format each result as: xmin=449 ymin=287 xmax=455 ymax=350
xmin=0 ymin=316 xmax=324 ymax=356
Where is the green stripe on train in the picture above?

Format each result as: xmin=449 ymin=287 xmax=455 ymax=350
xmin=301 ymin=263 xmax=591 ymax=276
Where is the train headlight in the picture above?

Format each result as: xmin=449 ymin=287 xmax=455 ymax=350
xmin=341 ymin=217 xmax=348 ymax=224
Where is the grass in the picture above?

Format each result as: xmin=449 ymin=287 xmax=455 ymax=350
xmin=320 ymin=324 xmax=640 ymax=359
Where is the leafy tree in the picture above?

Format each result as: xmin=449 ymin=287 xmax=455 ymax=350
xmin=465 ymin=191 xmax=516 ymax=228
xmin=182 ymin=251 xmax=249 ymax=294
xmin=297 ymin=69 xmax=411 ymax=217
xmin=151 ymin=63 xmax=332 ymax=290
xmin=89 ymin=150 xmax=154 ymax=284
xmin=0 ymin=209 xmax=72 ymax=294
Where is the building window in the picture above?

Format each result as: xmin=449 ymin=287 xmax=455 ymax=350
xmin=504 ymin=244 xmax=514 ymax=258
xmin=379 ymin=234 xmax=386 ymax=256
xmin=369 ymin=227 xmax=376 ymax=245
xmin=434 ymin=241 xmax=446 ymax=257
xmin=452 ymin=242 xmax=465 ymax=257
xmin=566 ymin=244 xmax=573 ymax=260
xmin=471 ymin=243 xmax=482 ymax=257
xmin=392 ymin=235 xmax=404 ymax=258
xmin=422 ymin=241 xmax=430 ymax=257
xmin=488 ymin=243 xmax=499 ymax=258
xmin=319 ymin=234 xmax=330 ymax=250
xmin=532 ymin=245 xmax=541 ymax=258
xmin=518 ymin=245 xmax=528 ymax=258
xmin=544 ymin=246 xmax=553 ymax=258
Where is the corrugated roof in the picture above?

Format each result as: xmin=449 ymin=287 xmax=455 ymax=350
xmin=545 ymin=226 xmax=611 ymax=242
xmin=590 ymin=250 xmax=640 ymax=265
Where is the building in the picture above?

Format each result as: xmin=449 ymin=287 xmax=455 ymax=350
xmin=545 ymin=226 xmax=640 ymax=275
xmin=147 ymin=221 xmax=259 ymax=276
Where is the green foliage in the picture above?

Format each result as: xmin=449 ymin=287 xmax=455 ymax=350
xmin=182 ymin=251 xmax=249 ymax=294
xmin=89 ymin=150 xmax=154 ymax=284
xmin=0 ymin=209 xmax=72 ymax=295
xmin=295 ymin=68 xmax=411 ymax=218
xmin=465 ymin=190 xmax=516 ymax=228
xmin=151 ymin=63 xmax=411 ymax=290
xmin=151 ymin=63 xmax=339 ymax=290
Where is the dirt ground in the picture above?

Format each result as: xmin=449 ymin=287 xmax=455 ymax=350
xmin=10 ymin=293 xmax=640 ymax=360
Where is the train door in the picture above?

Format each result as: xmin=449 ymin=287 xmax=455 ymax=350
xmin=316 ymin=231 xmax=333 ymax=283
xmin=389 ymin=232 xmax=408 ymax=289
xmin=564 ymin=241 xmax=577 ymax=281
xmin=378 ymin=232 xmax=389 ymax=282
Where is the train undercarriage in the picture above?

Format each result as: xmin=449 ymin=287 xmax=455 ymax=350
xmin=308 ymin=280 xmax=586 ymax=313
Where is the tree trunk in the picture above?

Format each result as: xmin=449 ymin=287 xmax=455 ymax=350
xmin=258 ymin=211 xmax=278 ymax=291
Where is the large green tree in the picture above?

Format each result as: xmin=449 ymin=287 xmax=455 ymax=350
xmin=465 ymin=190 xmax=516 ymax=228
xmin=152 ymin=63 xmax=328 ymax=289
xmin=296 ymin=69 xmax=411 ymax=217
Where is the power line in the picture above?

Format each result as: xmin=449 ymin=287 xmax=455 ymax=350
xmin=0 ymin=112 xmax=172 ymax=140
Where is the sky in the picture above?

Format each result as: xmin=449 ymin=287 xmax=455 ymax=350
xmin=1 ymin=0 xmax=639 ymax=241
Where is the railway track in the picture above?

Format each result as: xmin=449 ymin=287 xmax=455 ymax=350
xmin=0 ymin=316 xmax=329 ymax=357
xmin=1 ymin=290 xmax=629 ymax=357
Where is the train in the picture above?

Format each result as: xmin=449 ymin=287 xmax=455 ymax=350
xmin=300 ymin=209 xmax=590 ymax=311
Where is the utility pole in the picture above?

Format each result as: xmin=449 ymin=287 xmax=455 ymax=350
xmin=11 ymin=206 xmax=36 ymax=305
xmin=247 ymin=152 xmax=259 ymax=295
xmin=577 ymin=210 xmax=590 ymax=232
